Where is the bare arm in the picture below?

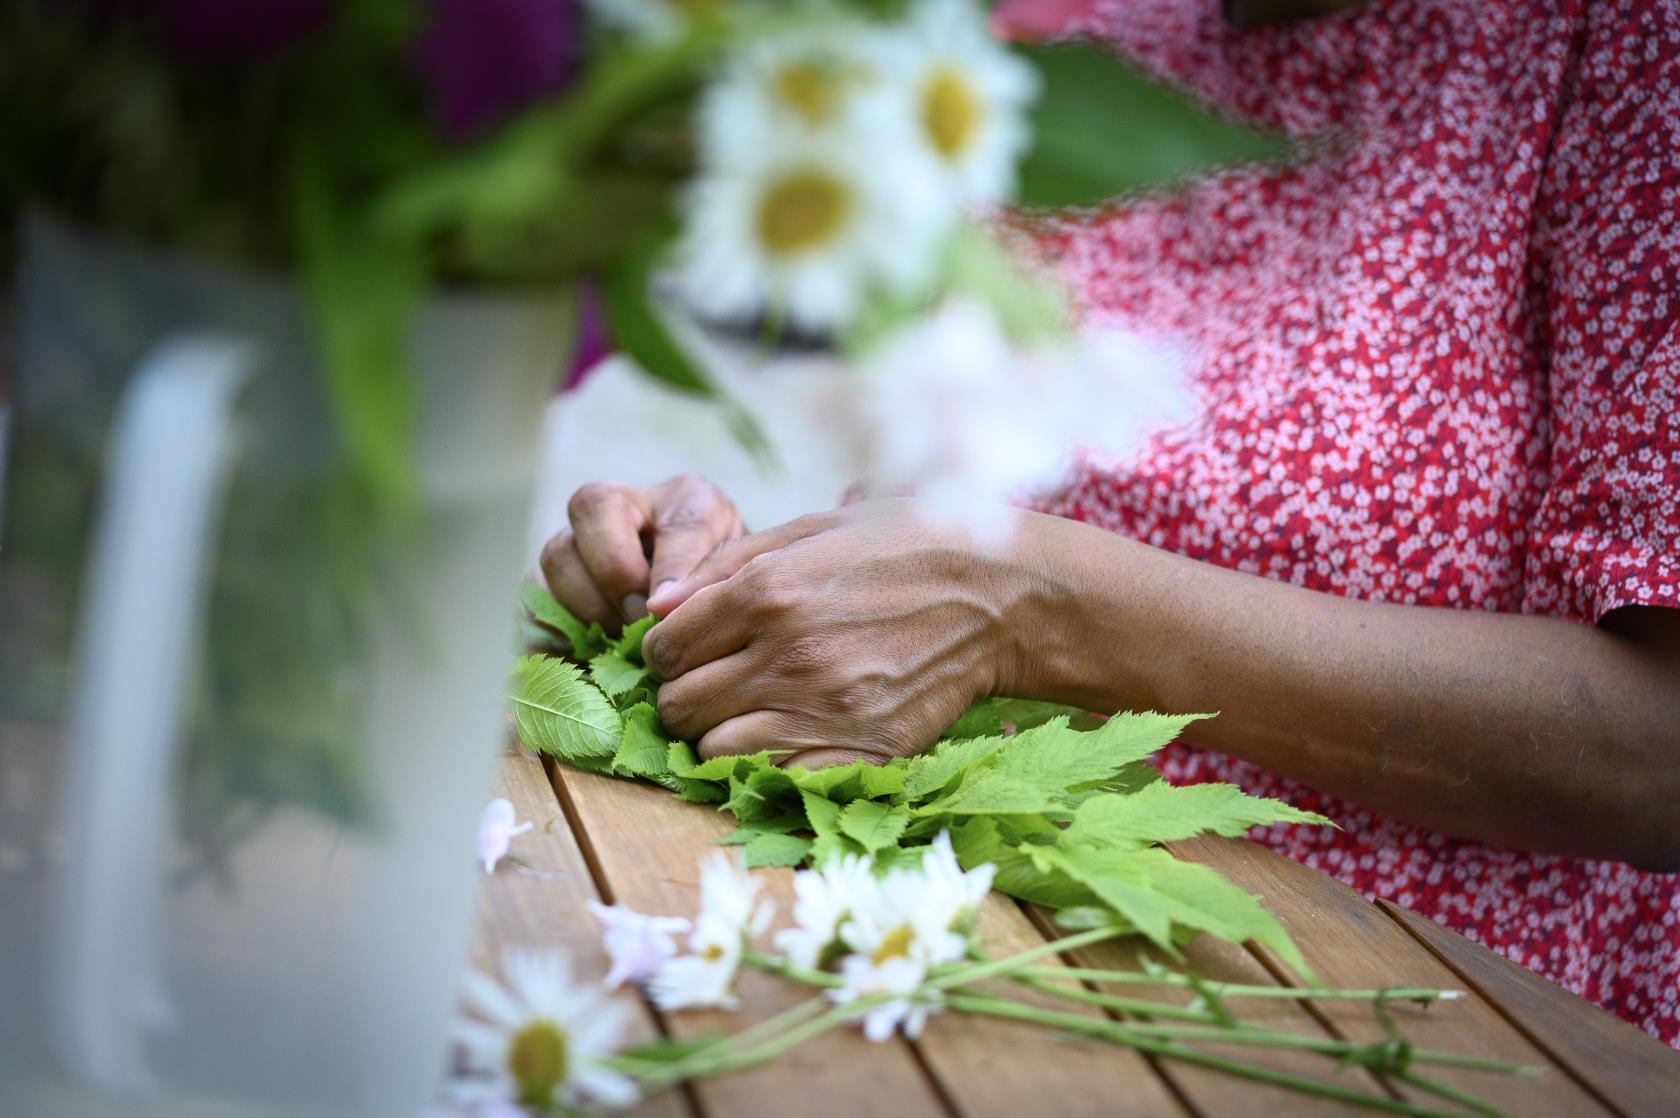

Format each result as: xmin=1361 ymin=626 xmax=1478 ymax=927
xmin=1013 ymin=513 xmax=1680 ymax=870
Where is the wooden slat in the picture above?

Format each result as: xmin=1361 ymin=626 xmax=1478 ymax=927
xmin=1171 ymin=835 xmax=1613 ymax=1117
xmin=465 ymin=751 xmax=689 ymax=1118
xmin=1378 ymin=898 xmax=1680 ymax=1118
xmin=1032 ymin=909 xmax=1397 ymax=1117
xmin=913 ymin=895 xmax=1190 ymax=1118
xmin=552 ymin=765 xmax=948 ymax=1118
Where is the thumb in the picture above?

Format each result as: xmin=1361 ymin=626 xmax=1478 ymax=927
xmin=647 ymin=514 xmax=733 ymax=605
xmin=647 ymin=513 xmax=834 ymax=617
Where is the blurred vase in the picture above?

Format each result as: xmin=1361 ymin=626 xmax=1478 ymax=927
xmin=0 ymin=214 xmax=572 ymax=1117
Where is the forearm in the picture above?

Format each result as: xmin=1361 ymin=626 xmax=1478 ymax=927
xmin=1006 ymin=512 xmax=1680 ymax=869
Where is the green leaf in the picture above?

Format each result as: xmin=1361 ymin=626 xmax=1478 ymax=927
xmin=941 ymin=700 xmax=1004 ymax=740
xmin=613 ymin=615 xmax=659 ymax=662
xmin=1042 ymin=845 xmax=1311 ymax=978
xmin=1062 ymin=781 xmax=1333 ymax=852
xmin=903 ymin=734 xmax=1010 ymax=800
xmin=522 ymin=583 xmax=608 ymax=660
xmin=800 ymin=789 xmax=842 ymax=837
xmin=725 ymin=766 xmax=797 ymax=822
xmin=787 ymin=759 xmax=903 ymax=800
xmin=809 ymin=831 xmax=867 ymax=867
xmin=949 ymin=818 xmax=1095 ymax=909
xmin=838 ymin=800 xmax=911 ymax=854
xmin=1014 ymin=43 xmax=1290 ymax=209
xmin=717 ymin=815 xmax=808 ymax=845
xmin=990 ymin=698 xmax=1095 ymax=732
xmin=915 ymin=768 xmax=1068 ymax=817
xmin=1080 ymin=711 xmax=1212 ymax=765
xmin=590 ymin=650 xmax=649 ymax=699
xmin=988 ymin=713 xmax=1199 ymax=792
xmin=611 ymin=703 xmax=673 ymax=780
xmin=509 ymin=655 xmax=622 ymax=760
xmin=741 ymin=831 xmax=814 ymax=869
xmin=672 ymin=750 xmax=779 ymax=782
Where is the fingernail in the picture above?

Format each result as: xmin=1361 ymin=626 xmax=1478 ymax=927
xmin=621 ymin=592 xmax=648 ymax=619
xmin=649 ymin=579 xmax=677 ymax=603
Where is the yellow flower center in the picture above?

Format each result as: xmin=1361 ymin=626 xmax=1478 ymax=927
xmin=701 ymin=943 xmax=727 ymax=962
xmin=872 ymin=924 xmax=916 ymax=965
xmin=773 ymin=61 xmax=845 ymax=127
xmin=921 ymin=66 xmax=983 ymax=160
xmin=755 ymin=170 xmax=851 ymax=256
xmin=507 ymin=1019 xmax=569 ymax=1108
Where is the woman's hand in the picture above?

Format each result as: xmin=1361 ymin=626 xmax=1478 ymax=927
xmin=538 ymin=474 xmax=745 ymax=631
xmin=642 ymin=501 xmax=1041 ymax=769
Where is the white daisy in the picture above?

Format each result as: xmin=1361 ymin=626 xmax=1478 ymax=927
xmin=453 ymin=948 xmax=637 ymax=1112
xmin=648 ymin=851 xmax=773 ymax=1011
xmin=892 ymin=0 xmax=1040 ymax=204
xmin=680 ymin=23 xmax=949 ymax=333
xmin=918 ymin=831 xmax=996 ymax=937
xmin=829 ymin=953 xmax=937 ymax=1042
xmin=588 ymin=902 xmax=692 ymax=989
xmin=477 ymin=798 xmax=533 ymax=875
xmin=773 ymin=852 xmax=876 ymax=971
xmin=838 ymin=860 xmax=969 ymax=970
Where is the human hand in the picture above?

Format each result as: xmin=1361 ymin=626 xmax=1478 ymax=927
xmin=537 ymin=474 xmax=745 ymax=631
xmin=642 ymin=501 xmax=1042 ymax=768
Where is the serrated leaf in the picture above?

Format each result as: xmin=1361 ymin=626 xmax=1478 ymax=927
xmin=838 ymin=800 xmax=911 ymax=854
xmin=741 ymin=831 xmax=813 ymax=869
xmin=949 ymin=818 xmax=1095 ymax=909
xmin=941 ymin=700 xmax=1003 ymax=740
xmin=611 ymin=703 xmax=673 ymax=779
xmin=903 ymin=734 xmax=1010 ymax=800
xmin=915 ymin=768 xmax=1068 ymax=817
xmin=590 ymin=651 xmax=649 ymax=699
xmin=1082 ymin=711 xmax=1212 ymax=765
xmin=717 ymin=816 xmax=808 ymax=845
xmin=674 ymin=780 xmax=727 ymax=804
xmin=989 ymin=698 xmax=1088 ymax=732
xmin=521 ymin=584 xmax=608 ymax=660
xmin=509 ymin=655 xmax=621 ymax=760
xmin=787 ymin=759 xmax=903 ymax=800
xmin=725 ymin=766 xmax=798 ymax=822
xmin=808 ymin=831 xmax=866 ymax=867
xmin=1042 ymin=845 xmax=1311 ymax=979
xmin=1062 ymin=782 xmax=1333 ymax=852
xmin=673 ymin=750 xmax=779 ymax=782
xmin=800 ymin=789 xmax=842 ymax=836
xmin=613 ymin=615 xmax=658 ymax=662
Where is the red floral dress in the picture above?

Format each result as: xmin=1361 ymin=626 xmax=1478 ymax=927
xmin=1022 ymin=0 xmax=1680 ymax=1042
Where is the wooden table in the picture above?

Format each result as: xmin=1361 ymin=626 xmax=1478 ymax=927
xmin=469 ymin=748 xmax=1680 ymax=1118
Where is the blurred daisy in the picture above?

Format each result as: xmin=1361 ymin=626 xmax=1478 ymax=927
xmin=477 ymin=798 xmax=533 ymax=874
xmin=454 ymin=948 xmax=637 ymax=1111
xmin=589 ymin=902 xmax=692 ymax=988
xmin=894 ymin=0 xmax=1039 ymax=203
xmin=774 ymin=851 xmax=875 ymax=971
xmin=648 ymin=851 xmax=773 ymax=1010
xmin=838 ymin=859 xmax=968 ymax=970
xmin=918 ymin=831 xmax=996 ymax=937
xmin=830 ymin=953 xmax=937 ymax=1042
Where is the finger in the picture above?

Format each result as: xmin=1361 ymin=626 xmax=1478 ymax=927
xmin=781 ymin=748 xmax=874 ymax=770
xmin=696 ymin=710 xmax=805 ymax=761
xmin=641 ymin=581 xmax=752 ymax=682
xmin=648 ymin=512 xmax=833 ymax=618
xmin=538 ymin=531 xmax=617 ymax=628
xmin=989 ymin=0 xmax=1088 ymax=41
xmin=655 ymin=652 xmax=767 ymax=741
xmin=647 ymin=476 xmax=742 ymax=601
xmin=567 ymin=482 xmax=654 ymax=621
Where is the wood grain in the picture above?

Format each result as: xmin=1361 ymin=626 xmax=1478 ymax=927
xmin=464 ymin=750 xmax=689 ymax=1118
xmin=1170 ymin=835 xmax=1613 ymax=1117
xmin=1379 ymin=898 xmax=1680 ymax=1118
xmin=552 ymin=764 xmax=950 ymax=1118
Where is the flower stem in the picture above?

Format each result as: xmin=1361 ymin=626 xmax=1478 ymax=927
xmin=1011 ymin=966 xmax=1460 ymax=1005
xmin=1007 ymin=973 xmax=1219 ymax=1023
xmin=926 ymin=925 xmax=1128 ymax=991
xmin=744 ymin=950 xmax=843 ymax=988
xmin=945 ymin=993 xmax=1507 ymax=1118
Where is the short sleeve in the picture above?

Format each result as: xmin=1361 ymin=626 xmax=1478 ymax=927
xmin=1520 ymin=1 xmax=1680 ymax=623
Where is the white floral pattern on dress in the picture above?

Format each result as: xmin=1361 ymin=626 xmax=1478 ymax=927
xmin=1019 ymin=0 xmax=1680 ymax=1044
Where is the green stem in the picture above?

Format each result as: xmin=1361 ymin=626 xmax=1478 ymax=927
xmin=946 ymin=994 xmax=1505 ymax=1118
xmin=1392 ymin=1069 xmax=1509 ymax=1118
xmin=1008 ymin=973 xmax=1218 ymax=1023
xmin=1013 ymin=966 xmax=1460 ymax=1005
xmin=926 ymin=925 xmax=1127 ymax=991
xmin=744 ymin=950 xmax=844 ymax=988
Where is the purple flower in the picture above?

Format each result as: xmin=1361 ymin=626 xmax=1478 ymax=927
xmin=563 ymin=280 xmax=611 ymax=392
xmin=414 ymin=0 xmax=583 ymax=141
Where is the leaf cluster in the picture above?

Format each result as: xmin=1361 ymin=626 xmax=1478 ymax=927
xmin=512 ymin=590 xmax=1335 ymax=973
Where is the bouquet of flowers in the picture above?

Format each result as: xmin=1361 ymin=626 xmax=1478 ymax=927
xmin=1 ymin=0 xmax=1282 ymax=512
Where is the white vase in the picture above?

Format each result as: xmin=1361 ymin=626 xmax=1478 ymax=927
xmin=0 ymin=214 xmax=574 ymax=1117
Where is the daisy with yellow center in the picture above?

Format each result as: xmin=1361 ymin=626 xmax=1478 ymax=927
xmin=647 ymin=851 xmax=773 ymax=1010
xmin=894 ymin=0 xmax=1039 ymax=204
xmin=453 ymin=948 xmax=637 ymax=1111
